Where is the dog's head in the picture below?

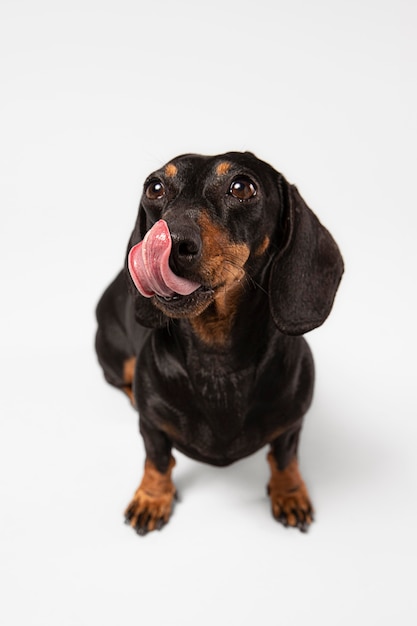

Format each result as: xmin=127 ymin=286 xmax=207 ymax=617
xmin=125 ymin=152 xmax=344 ymax=335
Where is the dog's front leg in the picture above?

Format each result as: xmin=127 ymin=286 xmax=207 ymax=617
xmin=125 ymin=422 xmax=176 ymax=535
xmin=267 ymin=426 xmax=314 ymax=533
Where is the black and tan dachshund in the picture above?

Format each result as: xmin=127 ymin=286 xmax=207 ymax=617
xmin=95 ymin=152 xmax=344 ymax=534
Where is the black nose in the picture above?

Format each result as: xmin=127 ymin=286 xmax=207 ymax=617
xmin=169 ymin=227 xmax=202 ymax=275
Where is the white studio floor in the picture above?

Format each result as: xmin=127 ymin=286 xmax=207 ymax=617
xmin=1 ymin=1 xmax=416 ymax=625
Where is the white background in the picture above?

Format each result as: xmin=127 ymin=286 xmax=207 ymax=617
xmin=1 ymin=0 xmax=416 ymax=624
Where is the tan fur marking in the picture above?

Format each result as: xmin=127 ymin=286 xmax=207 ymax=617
xmin=216 ymin=161 xmax=232 ymax=176
xmin=123 ymin=356 xmax=136 ymax=384
xmin=125 ymin=457 xmax=176 ymax=532
xmin=122 ymin=385 xmax=135 ymax=405
xmin=190 ymin=212 xmax=250 ymax=346
xmin=255 ymin=236 xmax=270 ymax=257
xmin=165 ymin=163 xmax=178 ymax=178
xmin=191 ymin=284 xmax=243 ymax=346
xmin=267 ymin=453 xmax=314 ymax=528
xmin=122 ymin=356 xmax=137 ymax=407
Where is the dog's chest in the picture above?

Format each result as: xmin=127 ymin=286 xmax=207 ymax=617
xmin=192 ymin=362 xmax=252 ymax=417
xmin=140 ymin=331 xmax=276 ymax=462
xmin=168 ymin=364 xmax=254 ymax=464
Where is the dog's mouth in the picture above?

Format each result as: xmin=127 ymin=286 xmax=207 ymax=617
xmin=128 ymin=220 xmax=201 ymax=296
xmin=128 ymin=220 xmax=215 ymax=316
xmin=153 ymin=285 xmax=216 ymax=317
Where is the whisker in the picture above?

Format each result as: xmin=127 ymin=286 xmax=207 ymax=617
xmin=221 ymin=258 xmax=270 ymax=297
xmin=248 ymin=277 xmax=269 ymax=296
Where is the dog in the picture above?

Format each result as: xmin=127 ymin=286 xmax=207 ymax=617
xmin=95 ymin=151 xmax=344 ymax=534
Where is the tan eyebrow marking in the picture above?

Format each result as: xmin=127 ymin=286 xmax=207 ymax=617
xmin=165 ymin=163 xmax=178 ymax=178
xmin=216 ymin=161 xmax=232 ymax=176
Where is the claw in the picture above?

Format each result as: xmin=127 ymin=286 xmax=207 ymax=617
xmin=135 ymin=524 xmax=148 ymax=537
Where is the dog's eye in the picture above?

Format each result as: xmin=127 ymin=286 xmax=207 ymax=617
xmin=145 ymin=179 xmax=165 ymax=200
xmin=229 ymin=177 xmax=257 ymax=201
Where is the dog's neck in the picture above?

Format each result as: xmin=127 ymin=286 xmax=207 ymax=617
xmin=186 ymin=282 xmax=271 ymax=353
xmin=188 ymin=283 xmax=241 ymax=347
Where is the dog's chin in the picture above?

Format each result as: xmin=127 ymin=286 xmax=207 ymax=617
xmin=152 ymin=286 xmax=215 ymax=318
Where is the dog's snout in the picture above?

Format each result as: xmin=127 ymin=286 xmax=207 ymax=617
xmin=169 ymin=227 xmax=202 ymax=274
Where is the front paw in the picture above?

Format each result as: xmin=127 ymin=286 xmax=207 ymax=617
xmin=268 ymin=482 xmax=314 ymax=533
xmin=124 ymin=456 xmax=176 ymax=535
xmin=267 ymin=453 xmax=314 ymax=533
xmin=124 ymin=488 xmax=176 ymax=535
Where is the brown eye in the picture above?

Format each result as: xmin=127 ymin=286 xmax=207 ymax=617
xmin=145 ymin=179 xmax=165 ymax=200
xmin=229 ymin=177 xmax=257 ymax=201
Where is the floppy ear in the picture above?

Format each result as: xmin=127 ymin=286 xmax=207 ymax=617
xmin=269 ymin=183 xmax=344 ymax=335
xmin=124 ymin=205 xmax=167 ymax=329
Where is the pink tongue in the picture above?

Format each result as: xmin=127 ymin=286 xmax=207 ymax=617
xmin=128 ymin=220 xmax=201 ymax=298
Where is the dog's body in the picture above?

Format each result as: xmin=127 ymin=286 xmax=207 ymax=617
xmin=96 ymin=152 xmax=343 ymax=534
